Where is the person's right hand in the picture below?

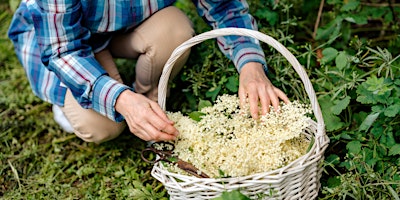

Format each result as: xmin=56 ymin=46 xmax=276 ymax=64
xmin=114 ymin=90 xmax=179 ymax=141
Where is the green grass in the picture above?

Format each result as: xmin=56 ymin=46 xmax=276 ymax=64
xmin=2 ymin=0 xmax=400 ymax=199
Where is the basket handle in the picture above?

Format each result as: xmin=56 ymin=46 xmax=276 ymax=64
xmin=158 ymin=28 xmax=325 ymax=137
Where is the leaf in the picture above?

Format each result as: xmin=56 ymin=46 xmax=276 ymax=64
xmin=371 ymin=125 xmax=384 ymax=139
xmin=327 ymin=176 xmax=341 ymax=188
xmin=331 ymin=96 xmax=351 ymax=115
xmin=212 ymin=190 xmax=251 ymax=200
xmin=335 ymin=51 xmax=348 ymax=69
xmin=225 ymin=76 xmax=238 ymax=93
xmin=206 ymin=86 xmax=221 ymax=102
xmin=350 ymin=15 xmax=368 ymax=25
xmin=189 ymin=111 xmax=206 ymax=122
xmin=340 ymin=0 xmax=360 ymax=12
xmin=325 ymin=154 xmax=340 ymax=165
xmin=382 ymin=129 xmax=396 ymax=147
xmin=321 ymin=47 xmax=339 ymax=64
xmin=359 ymin=112 xmax=380 ymax=132
xmin=319 ymin=96 xmax=345 ymax=131
xmin=389 ymin=144 xmax=400 ymax=156
xmin=384 ymin=104 xmax=400 ymax=117
xmin=356 ymin=78 xmax=393 ymax=105
xmin=198 ymin=99 xmax=212 ymax=110
xmin=356 ymin=84 xmax=375 ymax=104
xmin=256 ymin=8 xmax=278 ymax=26
xmin=372 ymin=105 xmax=384 ymax=113
xmin=346 ymin=141 xmax=362 ymax=155
xmin=316 ymin=18 xmax=342 ymax=41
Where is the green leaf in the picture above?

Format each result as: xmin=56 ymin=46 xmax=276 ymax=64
xmin=350 ymin=15 xmax=368 ymax=25
xmin=346 ymin=141 xmax=362 ymax=155
xmin=198 ymin=99 xmax=212 ymax=110
xmin=381 ymin=130 xmax=396 ymax=148
xmin=359 ymin=112 xmax=380 ymax=132
xmin=356 ymin=77 xmax=393 ymax=105
xmin=389 ymin=144 xmax=400 ymax=156
xmin=365 ymin=76 xmax=393 ymax=95
xmin=319 ymin=96 xmax=345 ymax=131
xmin=206 ymin=86 xmax=221 ymax=102
xmin=212 ymin=190 xmax=251 ymax=200
xmin=167 ymin=157 xmax=179 ymax=163
xmin=335 ymin=51 xmax=348 ymax=69
xmin=255 ymin=8 xmax=278 ymax=26
xmin=369 ymin=7 xmax=387 ymax=19
xmin=225 ymin=76 xmax=238 ymax=93
xmin=340 ymin=0 xmax=359 ymax=12
xmin=384 ymin=104 xmax=400 ymax=117
xmin=325 ymin=154 xmax=340 ymax=165
xmin=356 ymin=84 xmax=375 ymax=104
xmin=327 ymin=176 xmax=341 ymax=188
xmin=316 ymin=18 xmax=343 ymax=41
xmin=371 ymin=125 xmax=384 ymax=139
xmin=189 ymin=111 xmax=206 ymax=122
xmin=321 ymin=47 xmax=339 ymax=64
xmin=372 ymin=105 xmax=385 ymax=113
xmin=331 ymin=96 xmax=351 ymax=115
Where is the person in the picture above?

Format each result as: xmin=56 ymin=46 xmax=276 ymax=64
xmin=8 ymin=0 xmax=289 ymax=144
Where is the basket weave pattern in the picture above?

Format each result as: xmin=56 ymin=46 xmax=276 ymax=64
xmin=154 ymin=28 xmax=330 ymax=200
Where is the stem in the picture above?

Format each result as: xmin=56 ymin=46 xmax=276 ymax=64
xmin=313 ymin=0 xmax=325 ymax=40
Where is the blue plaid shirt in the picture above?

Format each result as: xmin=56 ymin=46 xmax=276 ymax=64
xmin=8 ymin=0 xmax=266 ymax=122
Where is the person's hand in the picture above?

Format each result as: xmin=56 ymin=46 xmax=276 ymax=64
xmin=239 ymin=62 xmax=289 ymax=119
xmin=115 ymin=90 xmax=179 ymax=141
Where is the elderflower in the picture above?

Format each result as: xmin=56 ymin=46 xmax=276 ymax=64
xmin=167 ymin=94 xmax=312 ymax=178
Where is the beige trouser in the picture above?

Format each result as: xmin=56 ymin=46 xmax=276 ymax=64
xmin=60 ymin=6 xmax=194 ymax=143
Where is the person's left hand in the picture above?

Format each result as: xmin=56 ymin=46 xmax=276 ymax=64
xmin=238 ymin=62 xmax=289 ymax=119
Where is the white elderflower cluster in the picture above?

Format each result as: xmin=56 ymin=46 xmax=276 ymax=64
xmin=167 ymin=94 xmax=312 ymax=178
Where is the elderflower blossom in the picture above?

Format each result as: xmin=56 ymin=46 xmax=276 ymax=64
xmin=166 ymin=94 xmax=312 ymax=178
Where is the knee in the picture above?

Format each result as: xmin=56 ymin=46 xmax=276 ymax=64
xmin=150 ymin=6 xmax=195 ymax=49
xmin=73 ymin=121 xmax=126 ymax=144
xmin=169 ymin=16 xmax=194 ymax=47
xmin=61 ymin=89 xmax=126 ymax=144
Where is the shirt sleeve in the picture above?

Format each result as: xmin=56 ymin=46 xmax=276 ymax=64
xmin=27 ymin=0 xmax=129 ymax=122
xmin=193 ymin=0 xmax=267 ymax=72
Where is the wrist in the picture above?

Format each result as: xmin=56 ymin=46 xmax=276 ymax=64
xmin=115 ymin=89 xmax=131 ymax=115
xmin=241 ymin=62 xmax=264 ymax=73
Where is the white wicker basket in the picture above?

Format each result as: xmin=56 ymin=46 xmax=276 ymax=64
xmin=154 ymin=28 xmax=330 ymax=200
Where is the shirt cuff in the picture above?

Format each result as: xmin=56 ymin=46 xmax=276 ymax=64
xmin=233 ymin=42 xmax=268 ymax=73
xmin=92 ymin=75 xmax=131 ymax=122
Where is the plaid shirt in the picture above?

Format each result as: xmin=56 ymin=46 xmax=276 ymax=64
xmin=8 ymin=0 xmax=266 ymax=122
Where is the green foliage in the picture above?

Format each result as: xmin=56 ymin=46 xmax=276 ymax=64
xmin=314 ymin=34 xmax=399 ymax=197
xmin=212 ymin=190 xmax=251 ymax=200
xmin=2 ymin=0 xmax=400 ymax=199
